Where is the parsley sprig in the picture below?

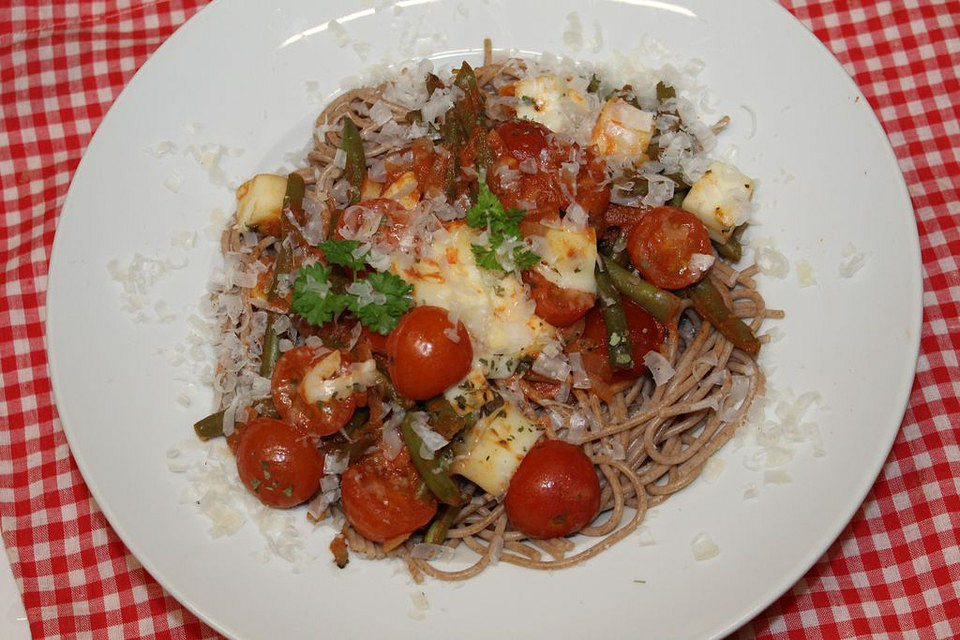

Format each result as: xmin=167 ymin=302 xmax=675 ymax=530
xmin=291 ymin=259 xmax=413 ymax=335
xmin=318 ymin=238 xmax=368 ymax=270
xmin=466 ymin=181 xmax=540 ymax=272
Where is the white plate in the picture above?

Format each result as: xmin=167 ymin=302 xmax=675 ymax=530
xmin=46 ymin=0 xmax=921 ymax=638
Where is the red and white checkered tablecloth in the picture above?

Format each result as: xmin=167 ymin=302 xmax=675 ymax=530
xmin=1 ymin=0 xmax=958 ymax=637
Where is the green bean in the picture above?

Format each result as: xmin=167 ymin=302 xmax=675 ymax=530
xmin=341 ymin=118 xmax=366 ymax=205
xmin=602 ymin=257 xmax=683 ymax=325
xmin=259 ymin=312 xmax=281 ymax=377
xmin=452 ymin=62 xmax=491 ymax=170
xmin=595 ymin=262 xmax=635 ymax=370
xmin=193 ymin=410 xmax=225 ymax=441
xmin=712 ymin=224 xmax=748 ymax=263
xmin=401 ymin=414 xmax=462 ymax=506
xmin=684 ymin=278 xmax=760 ymax=356
xmin=424 ymin=505 xmax=461 ymax=545
xmin=598 ymin=231 xmax=630 ymax=268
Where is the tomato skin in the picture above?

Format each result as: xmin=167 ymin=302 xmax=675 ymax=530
xmin=272 ymin=346 xmax=361 ymax=438
xmin=340 ymin=443 xmax=438 ymax=542
xmin=523 ymin=270 xmax=596 ymax=328
xmin=386 ymin=306 xmax=472 ymax=401
xmin=236 ymin=418 xmax=324 ymax=508
xmin=577 ymin=297 xmax=666 ymax=383
xmin=504 ymin=440 xmax=601 ymax=539
xmin=487 ymin=120 xmax=610 ymax=228
xmin=335 ymin=198 xmax=411 ymax=250
xmin=627 ymin=206 xmax=712 ymax=290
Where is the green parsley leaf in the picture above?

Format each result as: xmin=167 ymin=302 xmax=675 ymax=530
xmin=318 ymin=239 xmax=368 ymax=270
xmin=513 ymin=246 xmax=541 ymax=270
xmin=291 ymin=263 xmax=351 ymax=326
xmin=466 ymin=181 xmax=540 ymax=272
xmin=471 ymin=244 xmax=504 ymax=271
xmin=350 ymin=271 xmax=414 ymax=335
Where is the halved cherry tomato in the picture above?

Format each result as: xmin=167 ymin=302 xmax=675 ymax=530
xmin=627 ymin=206 xmax=712 ymax=290
xmin=487 ymin=120 xmax=610 ymax=228
xmin=334 ymin=198 xmax=411 ymax=251
xmin=577 ymin=296 xmax=665 ymax=383
xmin=340 ymin=441 xmax=438 ymax=542
xmin=504 ymin=439 xmax=600 ymax=539
xmin=236 ymin=418 xmax=324 ymax=508
xmin=523 ymin=270 xmax=596 ymax=328
xmin=271 ymin=345 xmax=362 ymax=437
xmin=386 ymin=306 xmax=472 ymax=400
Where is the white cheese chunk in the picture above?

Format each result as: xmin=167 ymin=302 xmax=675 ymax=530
xmin=393 ymin=222 xmax=555 ymax=378
xmin=449 ymin=400 xmax=543 ymax=495
xmin=236 ymin=173 xmax=287 ymax=229
xmin=382 ymin=171 xmax=420 ymax=210
xmin=681 ymin=161 xmax=754 ymax=241
xmin=590 ymin=98 xmax=656 ymax=159
xmin=533 ymin=225 xmax=598 ymax=295
xmin=514 ymin=74 xmax=590 ymax=137
xmin=300 ymin=351 xmax=377 ymax=404
xmin=444 ymin=367 xmax=497 ymax=416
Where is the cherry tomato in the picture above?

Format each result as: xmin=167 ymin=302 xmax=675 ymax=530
xmin=578 ymin=296 xmax=665 ymax=383
xmin=487 ymin=120 xmax=609 ymax=228
xmin=340 ymin=442 xmax=438 ymax=542
xmin=335 ymin=198 xmax=411 ymax=251
xmin=236 ymin=418 xmax=324 ymax=508
xmin=386 ymin=306 xmax=472 ymax=401
xmin=504 ymin=439 xmax=601 ymax=539
xmin=272 ymin=345 xmax=361 ymax=437
xmin=627 ymin=206 xmax=712 ymax=290
xmin=523 ymin=270 xmax=596 ymax=328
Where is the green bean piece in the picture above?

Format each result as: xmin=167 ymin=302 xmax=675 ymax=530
xmin=194 ymin=410 xmax=225 ymax=441
xmin=684 ymin=278 xmax=760 ymax=356
xmin=603 ymin=257 xmax=683 ymax=325
xmin=598 ymin=231 xmax=630 ymax=268
xmin=341 ymin=118 xmax=366 ymax=205
xmin=712 ymin=224 xmax=748 ymax=263
xmin=656 ymin=81 xmax=677 ymax=102
xmin=424 ymin=504 xmax=461 ymax=545
xmin=452 ymin=62 xmax=491 ymax=170
xmin=712 ymin=235 xmax=742 ymax=262
xmin=595 ymin=262 xmax=635 ymax=370
xmin=259 ymin=311 xmax=282 ymax=378
xmin=283 ymin=171 xmax=306 ymax=213
xmin=400 ymin=414 xmax=462 ymax=506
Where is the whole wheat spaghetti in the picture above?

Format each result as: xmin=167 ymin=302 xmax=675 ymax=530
xmin=200 ymin=43 xmax=779 ymax=582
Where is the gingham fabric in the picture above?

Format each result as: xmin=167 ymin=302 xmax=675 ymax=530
xmin=1 ymin=0 xmax=957 ymax=637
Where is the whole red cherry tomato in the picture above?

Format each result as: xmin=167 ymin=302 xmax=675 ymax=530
xmin=386 ymin=306 xmax=472 ymax=400
xmin=340 ymin=441 xmax=438 ymax=542
xmin=627 ymin=206 xmax=712 ymax=290
xmin=504 ymin=439 xmax=601 ymax=539
xmin=272 ymin=345 xmax=361 ymax=437
xmin=577 ymin=296 xmax=665 ymax=383
xmin=523 ymin=270 xmax=596 ymax=328
xmin=236 ymin=418 xmax=324 ymax=508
